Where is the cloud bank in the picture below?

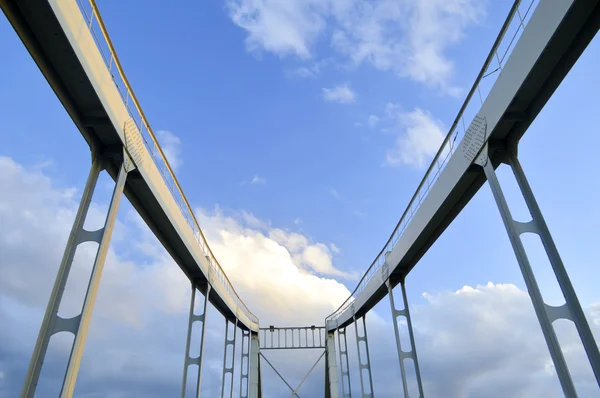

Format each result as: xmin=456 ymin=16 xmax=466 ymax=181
xmin=226 ymin=0 xmax=485 ymax=94
xmin=1 ymin=157 xmax=598 ymax=397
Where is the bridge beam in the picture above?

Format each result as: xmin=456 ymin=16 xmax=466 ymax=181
xmin=180 ymin=284 xmax=211 ymax=397
xmin=325 ymin=331 xmax=340 ymax=398
xmin=354 ymin=315 xmax=374 ymax=398
xmin=480 ymin=144 xmax=600 ymax=395
xmin=387 ymin=279 xmax=424 ymax=397
xmin=21 ymin=150 xmax=134 ymax=398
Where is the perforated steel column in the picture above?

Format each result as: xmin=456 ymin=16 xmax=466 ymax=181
xmin=221 ymin=319 xmax=238 ymax=398
xmin=479 ymin=146 xmax=600 ymax=396
xmin=21 ymin=152 xmax=134 ymax=398
xmin=337 ymin=327 xmax=352 ymax=398
xmin=239 ymin=329 xmax=250 ymax=398
xmin=388 ymin=279 xmax=424 ymax=397
xmin=181 ymin=284 xmax=211 ymax=397
xmin=508 ymin=153 xmax=600 ymax=387
xmin=20 ymin=155 xmax=102 ymax=398
xmin=354 ymin=316 xmax=374 ymax=398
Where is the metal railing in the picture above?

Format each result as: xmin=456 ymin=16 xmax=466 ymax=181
xmin=74 ymin=0 xmax=258 ymax=325
xmin=260 ymin=326 xmax=326 ymax=350
xmin=326 ymin=0 xmax=538 ymax=325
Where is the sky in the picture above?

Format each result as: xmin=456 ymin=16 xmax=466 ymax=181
xmin=1 ymin=0 xmax=600 ymax=397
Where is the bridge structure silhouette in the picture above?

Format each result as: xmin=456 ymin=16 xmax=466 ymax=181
xmin=2 ymin=0 xmax=600 ymax=396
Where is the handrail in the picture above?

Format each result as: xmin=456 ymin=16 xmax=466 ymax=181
xmin=326 ymin=0 xmax=537 ymax=325
xmin=74 ymin=0 xmax=258 ymax=325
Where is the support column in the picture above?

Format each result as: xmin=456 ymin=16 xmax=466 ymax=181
xmin=508 ymin=153 xmax=600 ymax=385
xmin=239 ymin=329 xmax=250 ymax=398
xmin=479 ymin=145 xmax=600 ymax=395
xmin=249 ymin=332 xmax=261 ymax=398
xmin=388 ymin=279 xmax=424 ymax=398
xmin=326 ymin=331 xmax=340 ymax=398
xmin=221 ymin=319 xmax=237 ymax=398
xmin=354 ymin=316 xmax=374 ymax=398
xmin=21 ymin=155 xmax=102 ymax=398
xmin=181 ymin=284 xmax=211 ymax=397
xmin=20 ymin=152 xmax=134 ymax=398
xmin=337 ymin=327 xmax=352 ymax=398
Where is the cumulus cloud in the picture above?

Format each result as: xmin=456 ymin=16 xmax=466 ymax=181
xmin=241 ymin=174 xmax=267 ymax=186
xmin=286 ymin=60 xmax=327 ymax=79
xmin=226 ymin=0 xmax=485 ymax=94
xmin=251 ymin=174 xmax=266 ymax=184
xmin=367 ymin=114 xmax=380 ymax=129
xmin=0 ymin=156 xmax=353 ymax=396
xmin=330 ymin=243 xmax=341 ymax=254
xmin=197 ymin=208 xmax=355 ymax=282
xmin=367 ymin=282 xmax=600 ymax=397
xmin=3 ymin=157 xmax=599 ymax=397
xmin=155 ymin=130 xmax=183 ymax=171
xmin=226 ymin=0 xmax=326 ymax=59
xmin=322 ymin=84 xmax=356 ymax=104
xmin=383 ymin=106 xmax=445 ymax=168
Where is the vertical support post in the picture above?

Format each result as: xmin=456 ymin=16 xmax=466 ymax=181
xmin=353 ymin=316 xmax=374 ymax=398
xmin=221 ymin=319 xmax=237 ymax=398
xmin=20 ymin=152 xmax=134 ymax=398
xmin=61 ymin=157 xmax=131 ymax=397
xmin=21 ymin=155 xmax=103 ymax=398
xmin=196 ymin=286 xmax=211 ymax=395
xmin=387 ymin=279 xmax=424 ymax=397
xmin=181 ymin=284 xmax=197 ymax=397
xmin=337 ymin=327 xmax=351 ymax=398
xmin=239 ymin=329 xmax=250 ymax=398
xmin=509 ymin=154 xmax=600 ymax=385
xmin=249 ymin=332 xmax=261 ymax=398
xmin=400 ymin=280 xmax=425 ymax=396
xmin=326 ymin=331 xmax=340 ymax=398
xmin=180 ymin=284 xmax=211 ymax=397
xmin=480 ymin=151 xmax=578 ymax=396
xmin=325 ymin=351 xmax=330 ymax=398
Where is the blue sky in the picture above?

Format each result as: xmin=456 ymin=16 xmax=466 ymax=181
xmin=2 ymin=0 xmax=600 ymax=396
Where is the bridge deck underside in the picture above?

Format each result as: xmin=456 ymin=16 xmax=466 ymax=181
xmin=0 ymin=0 xmax=240 ymax=327
xmin=330 ymin=0 xmax=600 ymax=330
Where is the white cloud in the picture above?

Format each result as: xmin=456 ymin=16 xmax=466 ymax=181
xmin=353 ymin=209 xmax=366 ymax=217
xmin=226 ymin=0 xmax=485 ymax=94
xmin=241 ymin=174 xmax=267 ymax=186
xmin=384 ymin=106 xmax=445 ymax=168
xmin=368 ymin=282 xmax=600 ymax=397
xmin=330 ymin=243 xmax=341 ymax=253
xmin=322 ymin=84 xmax=356 ymax=104
xmin=287 ymin=65 xmax=318 ymax=78
xmin=329 ymin=188 xmax=341 ymax=199
xmin=4 ymin=157 xmax=599 ymax=397
xmin=251 ymin=174 xmax=266 ymax=184
xmin=226 ymin=0 xmax=326 ymax=59
xmin=286 ymin=60 xmax=327 ymax=78
xmin=367 ymin=114 xmax=380 ymax=128
xmin=0 ymin=156 xmax=350 ymax=396
xmin=155 ymin=130 xmax=183 ymax=171
xmin=192 ymin=208 xmax=355 ymax=321
xmin=294 ymin=217 xmax=302 ymax=225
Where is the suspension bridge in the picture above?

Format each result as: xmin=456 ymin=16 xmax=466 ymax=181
xmin=2 ymin=0 xmax=600 ymax=396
